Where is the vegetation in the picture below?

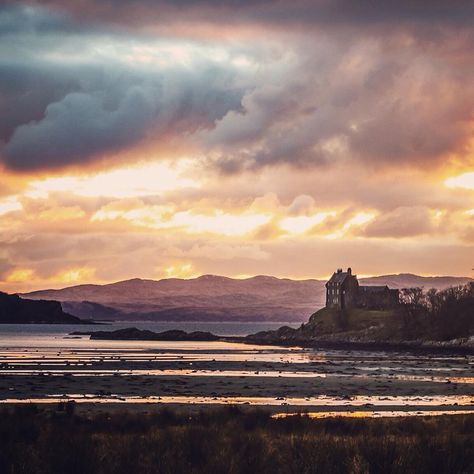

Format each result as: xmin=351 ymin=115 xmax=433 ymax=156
xmin=306 ymin=307 xmax=395 ymax=334
xmin=397 ymin=283 xmax=474 ymax=340
xmin=0 ymin=405 xmax=472 ymax=474
xmin=0 ymin=405 xmax=474 ymax=474
xmin=300 ymin=283 xmax=473 ymax=344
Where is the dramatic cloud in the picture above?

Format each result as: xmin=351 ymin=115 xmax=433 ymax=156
xmin=0 ymin=4 xmax=249 ymax=170
xmin=1 ymin=2 xmax=473 ymax=173
xmin=18 ymin=1 xmax=474 ymax=31
xmin=0 ymin=1 xmax=473 ymax=291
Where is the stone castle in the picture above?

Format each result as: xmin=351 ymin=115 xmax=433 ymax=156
xmin=326 ymin=267 xmax=399 ymax=311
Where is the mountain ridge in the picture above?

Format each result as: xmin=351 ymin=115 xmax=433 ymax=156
xmin=19 ymin=273 xmax=472 ymax=323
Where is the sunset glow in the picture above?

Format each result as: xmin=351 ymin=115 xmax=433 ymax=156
xmin=445 ymin=172 xmax=474 ymax=190
xmin=0 ymin=1 xmax=473 ymax=292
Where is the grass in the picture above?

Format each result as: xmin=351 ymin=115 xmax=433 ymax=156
xmin=0 ymin=405 xmax=472 ymax=474
xmin=306 ymin=307 xmax=395 ymax=336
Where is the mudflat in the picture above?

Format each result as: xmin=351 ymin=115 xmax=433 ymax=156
xmin=0 ymin=336 xmax=472 ymax=414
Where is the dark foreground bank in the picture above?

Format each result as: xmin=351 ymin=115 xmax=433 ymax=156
xmin=1 ymin=406 xmax=473 ymax=474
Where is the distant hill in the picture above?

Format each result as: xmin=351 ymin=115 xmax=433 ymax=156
xmin=359 ymin=273 xmax=472 ymax=290
xmin=23 ymin=275 xmax=324 ymax=322
xmin=20 ymin=273 xmax=472 ymax=323
xmin=0 ymin=292 xmax=83 ymax=324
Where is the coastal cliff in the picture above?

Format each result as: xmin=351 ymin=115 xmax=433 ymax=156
xmin=0 ymin=292 xmax=84 ymax=324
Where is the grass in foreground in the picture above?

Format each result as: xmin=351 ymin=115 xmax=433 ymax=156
xmin=0 ymin=405 xmax=473 ymax=474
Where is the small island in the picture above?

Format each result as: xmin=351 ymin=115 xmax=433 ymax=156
xmin=72 ymin=327 xmax=219 ymax=341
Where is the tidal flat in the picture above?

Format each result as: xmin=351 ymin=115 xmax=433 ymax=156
xmin=0 ymin=329 xmax=472 ymax=415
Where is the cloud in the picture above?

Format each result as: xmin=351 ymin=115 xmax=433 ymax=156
xmin=287 ymin=195 xmax=316 ymax=216
xmin=1 ymin=181 xmax=473 ymax=292
xmin=2 ymin=65 xmax=244 ymax=170
xmin=0 ymin=258 xmax=14 ymax=280
xmin=1 ymin=3 xmax=473 ymax=174
xmin=169 ymin=242 xmax=269 ymax=261
xmin=0 ymin=4 xmax=247 ymax=170
xmin=14 ymin=1 xmax=474 ymax=32
xmin=1 ymin=1 xmax=474 ymax=291
xmin=204 ymin=35 xmax=474 ymax=173
xmin=361 ymin=206 xmax=434 ymax=238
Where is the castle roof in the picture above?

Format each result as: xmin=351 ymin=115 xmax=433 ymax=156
xmin=326 ymin=271 xmax=351 ymax=285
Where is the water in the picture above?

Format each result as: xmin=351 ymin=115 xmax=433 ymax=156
xmin=0 ymin=320 xmax=297 ymax=341
xmin=0 ymin=323 xmax=472 ymax=416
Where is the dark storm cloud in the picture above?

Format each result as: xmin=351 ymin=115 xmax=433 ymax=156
xmin=0 ymin=61 xmax=82 ymax=142
xmin=0 ymin=4 xmax=246 ymax=170
xmin=3 ymin=66 xmax=243 ymax=170
xmin=18 ymin=0 xmax=474 ymax=30
xmin=1 ymin=1 xmax=473 ymax=173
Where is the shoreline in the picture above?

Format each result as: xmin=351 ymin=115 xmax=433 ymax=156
xmin=229 ymin=337 xmax=474 ymax=355
xmin=73 ymin=326 xmax=474 ymax=355
xmin=1 ymin=400 xmax=473 ymax=418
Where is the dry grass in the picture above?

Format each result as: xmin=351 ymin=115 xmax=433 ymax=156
xmin=0 ymin=405 xmax=472 ymax=474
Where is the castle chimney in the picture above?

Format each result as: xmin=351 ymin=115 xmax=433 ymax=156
xmin=347 ymin=267 xmax=352 ymax=275
xmin=337 ymin=268 xmax=342 ymax=273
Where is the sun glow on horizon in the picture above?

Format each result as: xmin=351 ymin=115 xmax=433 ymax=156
xmin=162 ymin=263 xmax=199 ymax=279
xmin=5 ymin=268 xmax=35 ymax=283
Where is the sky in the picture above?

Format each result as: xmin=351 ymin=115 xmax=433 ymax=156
xmin=0 ymin=0 xmax=473 ymax=292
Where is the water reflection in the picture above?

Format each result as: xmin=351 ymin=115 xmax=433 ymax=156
xmin=0 ymin=329 xmax=472 ymax=415
xmin=1 ymin=394 xmax=473 ymax=408
xmin=272 ymin=410 xmax=474 ymax=419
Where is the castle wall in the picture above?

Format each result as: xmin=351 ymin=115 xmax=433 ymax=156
xmin=325 ymin=269 xmax=399 ymax=311
xmin=357 ymin=287 xmax=399 ymax=310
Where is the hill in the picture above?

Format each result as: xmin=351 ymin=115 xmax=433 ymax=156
xmin=22 ymin=275 xmax=324 ymax=322
xmin=359 ymin=273 xmax=472 ymax=290
xmin=0 ymin=292 xmax=83 ymax=324
xmin=21 ymin=273 xmax=472 ymax=323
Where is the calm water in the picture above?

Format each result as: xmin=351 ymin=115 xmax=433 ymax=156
xmin=0 ymin=321 xmax=297 ymax=340
xmin=0 ymin=323 xmax=472 ymax=416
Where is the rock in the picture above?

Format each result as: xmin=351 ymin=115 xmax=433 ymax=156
xmin=88 ymin=327 xmax=219 ymax=341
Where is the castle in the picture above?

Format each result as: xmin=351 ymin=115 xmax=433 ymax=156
xmin=326 ymin=267 xmax=399 ymax=310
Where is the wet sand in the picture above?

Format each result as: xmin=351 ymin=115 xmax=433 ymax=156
xmin=0 ymin=336 xmax=472 ymax=415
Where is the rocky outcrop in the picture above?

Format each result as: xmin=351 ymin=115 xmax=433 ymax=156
xmin=74 ymin=327 xmax=220 ymax=341
xmin=0 ymin=292 xmax=84 ymax=324
xmin=245 ymin=307 xmax=474 ymax=353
